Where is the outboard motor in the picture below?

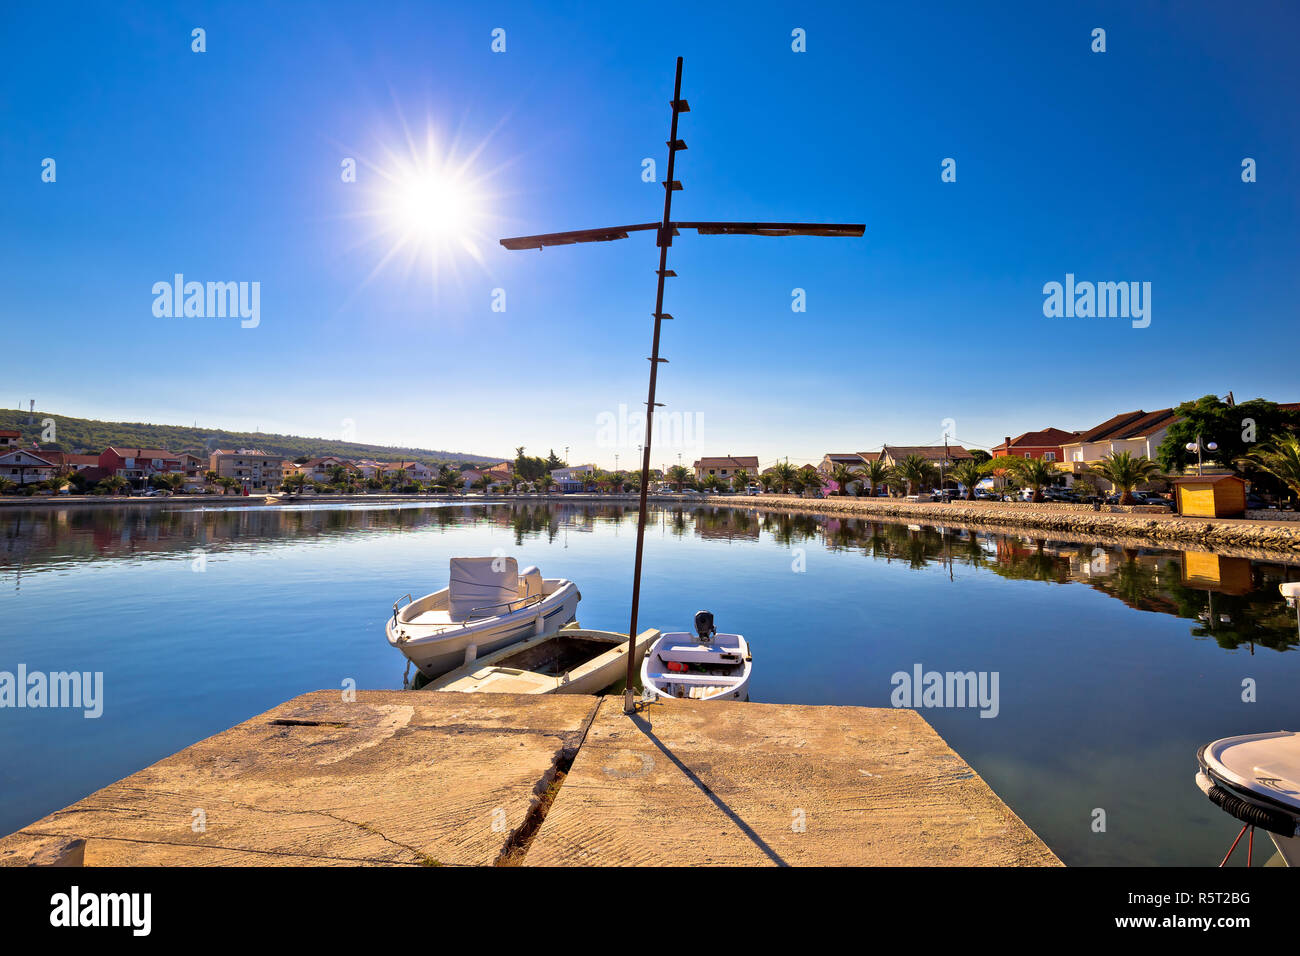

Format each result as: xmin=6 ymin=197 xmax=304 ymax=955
xmin=694 ymin=610 xmax=716 ymax=643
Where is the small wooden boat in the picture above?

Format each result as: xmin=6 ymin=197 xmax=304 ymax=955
xmin=387 ymin=557 xmax=581 ymax=678
xmin=640 ymin=611 xmax=751 ymax=702
xmin=427 ymin=624 xmax=659 ymax=694
xmin=1196 ymin=730 xmax=1300 ymax=866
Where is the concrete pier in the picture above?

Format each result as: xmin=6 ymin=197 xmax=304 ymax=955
xmin=0 ymin=691 xmax=1059 ymax=867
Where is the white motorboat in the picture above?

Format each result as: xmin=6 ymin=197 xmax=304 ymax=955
xmin=640 ymin=610 xmax=751 ymax=702
xmin=1195 ymin=730 xmax=1300 ymax=866
xmin=426 ymin=624 xmax=659 ymax=695
xmin=387 ymin=557 xmax=580 ymax=679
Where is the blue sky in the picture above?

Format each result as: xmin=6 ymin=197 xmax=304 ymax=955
xmin=2 ymin=1 xmax=1297 ymax=468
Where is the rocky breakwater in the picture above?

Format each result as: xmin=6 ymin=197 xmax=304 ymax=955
xmin=711 ymin=495 xmax=1300 ymax=555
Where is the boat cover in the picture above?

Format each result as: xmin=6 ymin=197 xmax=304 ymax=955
xmin=448 ymin=556 xmax=519 ymax=619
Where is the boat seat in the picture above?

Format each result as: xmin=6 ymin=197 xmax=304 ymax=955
xmin=518 ymin=566 xmax=544 ymax=601
xmin=408 ymin=608 xmax=455 ymax=627
xmin=448 ymin=556 xmax=519 ymax=618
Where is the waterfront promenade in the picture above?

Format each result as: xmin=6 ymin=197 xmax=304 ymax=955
xmin=0 ymin=690 xmax=1059 ymax=867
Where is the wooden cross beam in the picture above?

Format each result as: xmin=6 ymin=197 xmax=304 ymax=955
xmin=499 ymin=57 xmax=864 ymax=712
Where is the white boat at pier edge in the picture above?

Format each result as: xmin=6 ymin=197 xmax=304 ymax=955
xmin=641 ymin=611 xmax=752 ymax=702
xmin=387 ymin=557 xmax=580 ymax=679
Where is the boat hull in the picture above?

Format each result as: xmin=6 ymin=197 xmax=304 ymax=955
xmin=640 ymin=631 xmax=752 ymax=702
xmin=387 ymin=583 xmax=580 ymax=678
xmin=427 ymin=626 xmax=659 ymax=694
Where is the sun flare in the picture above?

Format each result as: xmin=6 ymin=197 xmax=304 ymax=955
xmin=343 ymin=120 xmax=501 ymax=291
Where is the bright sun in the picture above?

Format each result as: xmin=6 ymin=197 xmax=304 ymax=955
xmin=388 ymin=167 xmax=476 ymax=244
xmin=343 ymin=121 xmax=499 ymax=290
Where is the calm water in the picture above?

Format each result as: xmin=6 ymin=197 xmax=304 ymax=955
xmin=2 ymin=500 xmax=1298 ymax=865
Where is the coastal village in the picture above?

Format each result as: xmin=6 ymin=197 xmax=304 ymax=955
xmin=3 ymin=397 xmax=1298 ymax=516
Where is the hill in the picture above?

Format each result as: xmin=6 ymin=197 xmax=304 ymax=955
xmin=0 ymin=409 xmax=503 ymax=468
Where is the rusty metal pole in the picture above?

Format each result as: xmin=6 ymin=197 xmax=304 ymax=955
xmin=624 ymin=56 xmax=685 ymax=713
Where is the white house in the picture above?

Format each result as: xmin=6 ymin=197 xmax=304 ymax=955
xmin=1060 ymin=409 xmax=1178 ymax=465
xmin=0 ymin=450 xmax=56 ymax=485
xmin=549 ymin=464 xmax=594 ymax=492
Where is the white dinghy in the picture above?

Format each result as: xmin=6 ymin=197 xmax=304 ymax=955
xmin=387 ymin=557 xmax=580 ymax=679
xmin=427 ymin=624 xmax=660 ymax=695
xmin=640 ymin=610 xmax=751 ymax=702
xmin=1195 ymin=730 xmax=1300 ymax=866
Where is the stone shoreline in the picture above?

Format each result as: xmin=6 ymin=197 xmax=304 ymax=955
xmin=705 ymin=494 xmax=1300 ymax=558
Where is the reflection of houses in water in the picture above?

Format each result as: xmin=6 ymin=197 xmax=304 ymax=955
xmin=693 ymin=507 xmax=760 ymax=542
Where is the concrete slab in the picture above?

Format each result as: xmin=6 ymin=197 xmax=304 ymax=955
xmin=525 ymin=697 xmax=1061 ymax=866
xmin=0 ymin=690 xmax=598 ymax=867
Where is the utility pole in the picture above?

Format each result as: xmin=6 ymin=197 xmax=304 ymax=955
xmin=500 ymin=57 xmax=863 ymax=712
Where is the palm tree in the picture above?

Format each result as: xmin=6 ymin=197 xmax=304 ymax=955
xmin=282 ymin=472 xmax=308 ymax=494
xmin=1239 ymin=434 xmax=1300 ymax=502
xmin=769 ymin=461 xmax=798 ymax=494
xmin=757 ymin=471 xmax=776 ymax=493
xmin=0 ymin=477 xmax=16 ymax=495
xmin=1091 ymin=451 xmax=1162 ymax=505
xmin=950 ymin=459 xmax=990 ymax=500
xmin=856 ymin=459 xmax=890 ymax=498
xmin=101 ymin=475 xmax=129 ymax=496
xmin=153 ymin=472 xmax=185 ymax=494
xmin=702 ymin=473 xmax=725 ymax=494
xmin=828 ymin=463 xmax=858 ymax=497
xmin=667 ymin=464 xmax=692 ymax=491
xmin=894 ymin=454 xmax=930 ymax=496
xmin=731 ymin=468 xmax=750 ymax=491
xmin=438 ymin=465 xmax=460 ymax=494
xmin=537 ymin=473 xmax=555 ymax=495
xmin=1005 ymin=456 xmax=1059 ymax=503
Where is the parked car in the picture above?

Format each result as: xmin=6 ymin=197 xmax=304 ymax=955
xmin=1131 ymin=492 xmax=1175 ymax=509
xmin=745 ymin=484 xmax=762 ymax=496
xmin=1245 ymin=493 xmax=1274 ymax=510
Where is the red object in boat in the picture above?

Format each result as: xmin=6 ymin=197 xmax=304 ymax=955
xmin=666 ymin=660 xmax=688 ymax=673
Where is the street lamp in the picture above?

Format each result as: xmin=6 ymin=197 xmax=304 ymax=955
xmin=1185 ymin=435 xmax=1219 ymax=476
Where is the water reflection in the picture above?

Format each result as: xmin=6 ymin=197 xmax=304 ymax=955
xmin=3 ymin=501 xmax=1297 ymax=652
